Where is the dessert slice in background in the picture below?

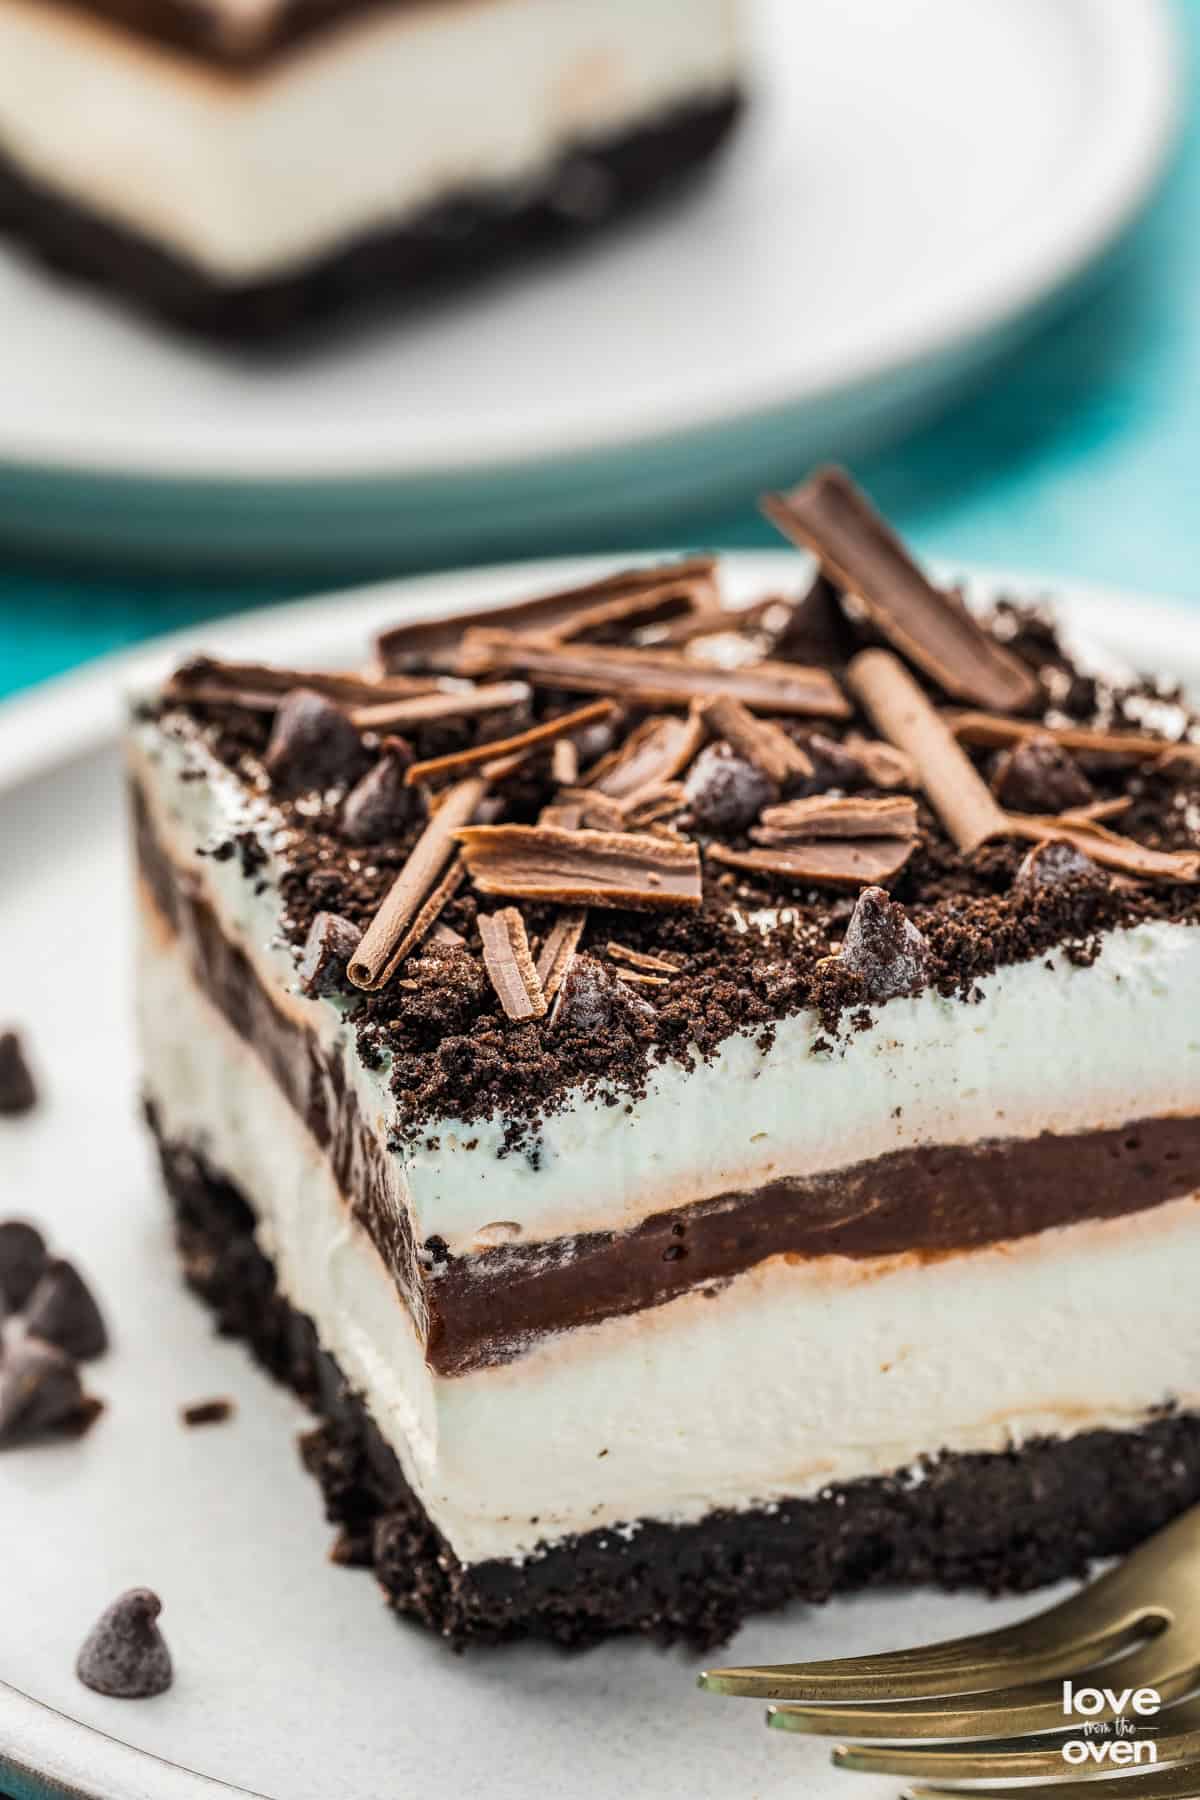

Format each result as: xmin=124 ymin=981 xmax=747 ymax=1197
xmin=0 ymin=0 xmax=744 ymax=338
xmin=129 ymin=475 xmax=1200 ymax=1648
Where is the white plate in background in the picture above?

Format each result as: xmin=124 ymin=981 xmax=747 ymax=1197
xmin=0 ymin=0 xmax=1180 ymax=568
xmin=1 ymin=551 xmax=1199 ymax=1799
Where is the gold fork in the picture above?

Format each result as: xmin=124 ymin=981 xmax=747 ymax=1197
xmin=699 ymin=1502 xmax=1200 ymax=1789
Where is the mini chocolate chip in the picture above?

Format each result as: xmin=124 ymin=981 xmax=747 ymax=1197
xmin=76 ymin=1589 xmax=173 ymax=1699
xmin=0 ymin=1031 xmax=37 ymax=1115
xmin=24 ymin=1259 xmax=108 ymax=1361
xmin=0 ymin=1220 xmax=47 ymax=1312
xmin=684 ymin=743 xmax=778 ymax=833
xmin=839 ymin=886 xmax=929 ymax=1003
xmin=1015 ymin=839 xmax=1101 ymax=891
xmin=340 ymin=738 xmax=419 ymax=844
xmin=0 ymin=1331 xmax=90 ymax=1447
xmin=991 ymin=734 xmax=1093 ymax=813
xmin=298 ymin=912 xmax=363 ymax=998
xmin=552 ymin=954 xmax=654 ymax=1033
xmin=552 ymin=955 xmax=614 ymax=1034
xmin=263 ymin=689 xmax=369 ymax=796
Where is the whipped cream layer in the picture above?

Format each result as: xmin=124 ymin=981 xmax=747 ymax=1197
xmin=141 ymin=907 xmax=1200 ymax=1564
xmin=131 ymin=716 xmax=1200 ymax=1263
xmin=0 ymin=0 xmax=741 ymax=279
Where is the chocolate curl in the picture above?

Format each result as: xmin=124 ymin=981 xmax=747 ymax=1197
xmin=349 ymin=778 xmax=486 ymax=990
xmin=847 ymin=650 xmax=1008 ymax=854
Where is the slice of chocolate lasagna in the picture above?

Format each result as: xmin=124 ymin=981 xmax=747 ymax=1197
xmin=129 ymin=469 xmax=1200 ymax=1649
xmin=0 ymin=0 xmax=744 ymax=337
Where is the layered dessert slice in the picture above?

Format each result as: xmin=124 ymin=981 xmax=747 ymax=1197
xmin=130 ymin=471 xmax=1200 ymax=1649
xmin=0 ymin=0 xmax=744 ymax=338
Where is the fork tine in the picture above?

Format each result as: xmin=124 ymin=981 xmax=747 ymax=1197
xmin=768 ymin=1640 xmax=1196 ymax=1740
xmin=909 ymin=1759 xmax=1200 ymax=1800
xmin=834 ymin=1697 xmax=1200 ymax=1779
xmin=700 ymin=1586 xmax=1158 ymax=1702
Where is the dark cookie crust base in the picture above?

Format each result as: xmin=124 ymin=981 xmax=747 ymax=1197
xmin=0 ymin=94 xmax=740 ymax=343
xmin=152 ymin=1110 xmax=1200 ymax=1650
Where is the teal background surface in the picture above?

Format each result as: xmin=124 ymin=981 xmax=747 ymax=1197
xmin=2 ymin=1 xmax=1199 ymax=703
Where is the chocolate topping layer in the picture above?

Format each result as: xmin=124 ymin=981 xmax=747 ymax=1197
xmin=139 ymin=473 xmax=1200 ymax=1141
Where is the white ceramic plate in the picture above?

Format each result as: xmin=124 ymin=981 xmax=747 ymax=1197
xmin=2 ymin=552 xmax=1198 ymax=1800
xmin=0 ymin=0 xmax=1180 ymax=569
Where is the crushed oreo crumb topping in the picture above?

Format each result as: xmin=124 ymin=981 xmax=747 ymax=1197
xmin=143 ymin=468 xmax=1200 ymax=1139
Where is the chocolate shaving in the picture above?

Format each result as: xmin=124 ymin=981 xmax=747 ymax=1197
xmin=1003 ymin=815 xmax=1200 ymax=884
xmin=620 ymin=782 xmax=686 ymax=826
xmin=349 ymin=778 xmax=486 ymax=990
xmin=375 ymin=559 xmax=717 ymax=672
xmin=556 ymin=791 xmax=630 ymax=832
xmin=350 ymin=682 xmax=531 ymax=732
xmin=848 ymin=650 xmax=1009 ymax=854
xmin=534 ymin=910 xmax=588 ymax=1000
xmin=754 ymin=795 xmax=918 ymax=843
xmin=1063 ymin=797 xmax=1132 ymax=825
xmin=841 ymin=733 xmax=919 ymax=790
xmin=615 ymin=970 xmax=670 ymax=989
xmin=456 ymin=825 xmax=703 ymax=910
xmin=606 ymin=943 xmax=679 ymax=974
xmin=707 ymin=838 xmax=917 ymax=888
xmin=551 ymin=738 xmax=579 ymax=787
xmin=377 ymin=856 xmax=467 ymax=978
xmin=403 ymin=699 xmax=615 ymax=789
xmin=763 ymin=468 xmax=1039 ymax=712
xmin=586 ymin=713 xmax=705 ymax=800
xmin=166 ymin=657 xmax=437 ymax=709
xmin=696 ymin=695 xmax=813 ymax=785
xmin=538 ymin=801 xmax=584 ymax=831
xmin=477 ymin=910 xmax=548 ymax=1022
xmin=458 ymin=632 xmax=851 ymax=717
xmin=950 ymin=711 xmax=1200 ymax=766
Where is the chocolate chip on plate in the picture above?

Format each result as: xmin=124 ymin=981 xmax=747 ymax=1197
xmin=181 ymin=1397 xmax=234 ymax=1428
xmin=298 ymin=911 xmax=363 ymax=998
xmin=684 ymin=743 xmax=778 ymax=833
xmin=991 ymin=734 xmax=1093 ymax=813
xmin=340 ymin=737 xmax=419 ymax=843
xmin=0 ymin=1332 xmax=94 ymax=1448
xmin=24 ymin=1259 xmax=108 ymax=1361
xmin=0 ymin=1030 xmax=37 ymax=1116
xmin=0 ymin=1220 xmax=47 ymax=1313
xmin=263 ymin=689 xmax=369 ymax=795
xmin=839 ymin=886 xmax=930 ymax=1003
xmin=76 ymin=1589 xmax=173 ymax=1699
